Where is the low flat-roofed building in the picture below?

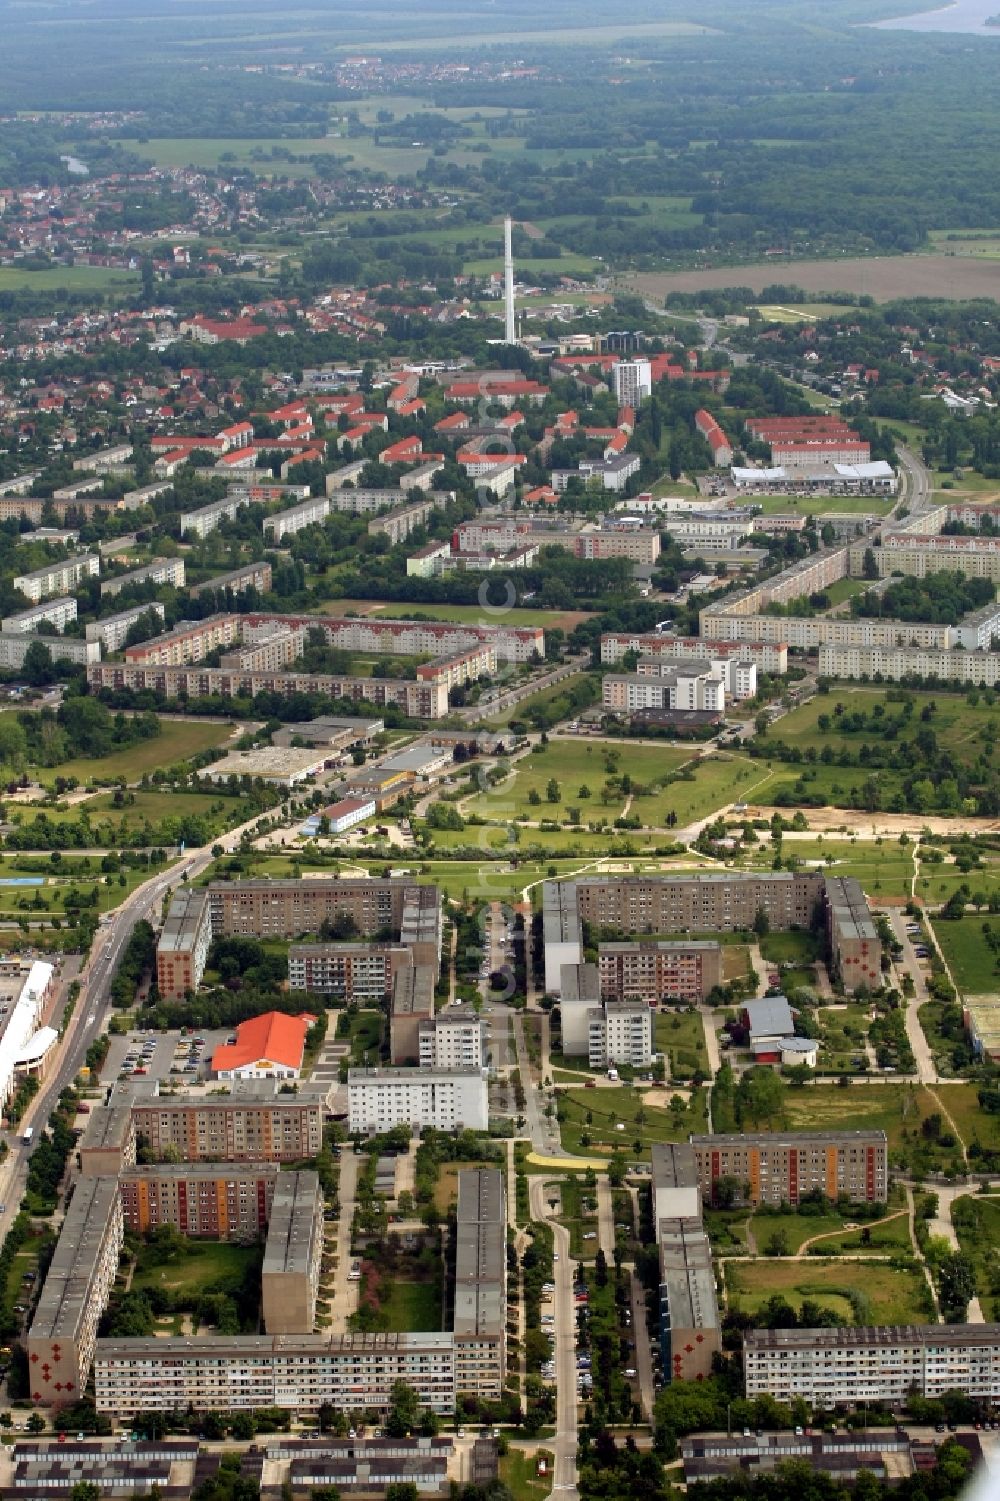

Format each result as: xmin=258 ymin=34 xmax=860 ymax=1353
xmin=284 ymin=1437 xmax=451 ymax=1494
xmin=262 ymin=1171 xmax=323 ymax=1335
xmin=680 ymin=1430 xmax=913 ymax=1485
xmin=964 ymin=997 xmax=1000 ymax=1063
xmin=323 ymin=795 xmax=377 ymax=835
xmin=204 ymin=745 xmax=327 ymax=789
xmin=272 ymin=715 xmax=383 ymax=750
xmin=27 ymin=1176 xmax=124 ymax=1405
xmin=390 ymin=966 xmax=435 ymax=1063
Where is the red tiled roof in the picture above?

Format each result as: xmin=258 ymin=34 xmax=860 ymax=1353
xmin=210 ymin=1010 xmax=314 ymax=1074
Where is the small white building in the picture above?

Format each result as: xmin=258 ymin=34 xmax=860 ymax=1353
xmin=324 ymin=796 xmax=377 ymax=835
xmin=779 ymin=1036 xmax=819 ymax=1068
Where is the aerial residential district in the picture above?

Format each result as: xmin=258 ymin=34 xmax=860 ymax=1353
xmin=5 ymin=77 xmax=1000 ymax=1501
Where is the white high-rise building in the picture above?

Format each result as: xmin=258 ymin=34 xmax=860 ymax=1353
xmin=613 ymin=359 xmax=652 ymax=408
xmin=588 ymin=1001 xmax=653 ymax=1069
xmin=504 ymin=216 xmax=516 ymax=346
xmin=347 ymin=1067 xmax=489 ymax=1132
xmin=418 ymin=1007 xmax=486 ymax=1071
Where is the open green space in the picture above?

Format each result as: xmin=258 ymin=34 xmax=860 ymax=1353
xmin=321 ymin=599 xmax=593 ymax=632
xmin=383 ymin=1279 xmax=442 ymax=1333
xmin=464 ymin=740 xmax=689 ymax=823
xmin=500 ymin=1450 xmax=554 ymax=1501
xmin=951 ymin=1193 xmax=1000 ymax=1319
xmin=725 ymin=1257 xmax=932 ymax=1324
xmin=815 ymin=1002 xmax=873 ymax=1070
xmin=777 ymin=1081 xmax=1000 ymax=1169
xmin=655 ymin=1011 xmax=710 ymax=1080
xmin=760 ymin=930 xmax=822 ymax=966
xmin=557 ymin=1083 xmax=708 ymax=1158
xmin=0 ymin=265 xmax=139 ymax=294
xmin=748 ymin=1209 xmax=846 ymax=1255
xmin=130 ymin=1238 xmax=260 ymax=1297
xmin=737 ymin=837 xmax=916 ymax=903
xmin=336 ymin=1008 xmax=383 ymax=1065
xmin=762 ymin=689 xmax=997 ymax=762
xmin=754 ymin=302 xmax=862 ymax=323
xmin=557 ymin=1174 xmax=599 ymax=1259
xmin=930 ymin=914 xmax=1000 ymax=995
xmin=33 ymin=717 xmax=232 ymax=785
xmin=747 ymin=493 xmax=895 ymax=517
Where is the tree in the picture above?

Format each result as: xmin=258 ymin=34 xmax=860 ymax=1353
xmin=862 ymin=547 xmax=880 ymax=580
xmin=607 ymin=1153 xmax=627 ymax=1187
xmin=22 ymin=639 xmax=55 ymax=687
xmin=938 ymin=1251 xmax=976 ymax=1322
xmin=545 ymin=778 xmax=561 ymax=804
xmin=27 ymin=1412 xmax=46 ymax=1434
xmin=753 ymin=906 xmax=770 ymax=938
xmin=386 ymin=1379 xmax=421 ymax=1437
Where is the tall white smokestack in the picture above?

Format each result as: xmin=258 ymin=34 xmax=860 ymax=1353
xmin=504 ymin=215 xmax=516 ymax=346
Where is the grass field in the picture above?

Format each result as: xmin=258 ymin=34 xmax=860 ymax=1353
xmin=131 ymin=1239 xmax=260 ymax=1296
xmin=930 ymin=914 xmax=1000 ymax=994
xmin=725 ymin=1257 xmax=931 ymax=1324
xmin=749 ymin=1209 xmax=845 ymax=1254
xmin=746 ymin=493 xmax=895 ymax=517
xmin=558 ymin=1084 xmax=708 ymax=1158
xmin=951 ymin=1193 xmax=1000 ymax=1318
xmin=33 ymin=717 xmax=232 ymax=785
xmin=383 ymin=1279 xmax=442 ymax=1332
xmin=0 ymin=265 xmax=139 ymax=294
xmin=754 ymin=302 xmax=862 ymax=323
xmin=779 ymin=1081 xmax=1000 ymax=1164
xmin=321 ymin=599 xmax=593 ymax=631
xmin=655 ymin=1011 xmax=710 ymax=1079
xmin=500 ymin=1450 xmax=554 ymax=1501
xmin=10 ymin=789 xmax=226 ymax=840
xmin=629 ymin=254 xmax=1000 ymax=304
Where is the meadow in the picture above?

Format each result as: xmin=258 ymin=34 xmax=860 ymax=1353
xmin=0 ymin=265 xmax=139 ymax=294
xmin=629 ymin=254 xmax=1000 ymax=304
xmin=725 ymin=1258 xmax=932 ymax=1325
xmin=557 ymin=1084 xmax=709 ymax=1158
xmin=32 ymin=717 xmax=232 ymax=785
xmin=931 ymin=913 xmax=1000 ymax=994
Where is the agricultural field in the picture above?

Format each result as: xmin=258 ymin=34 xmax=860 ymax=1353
xmin=557 ymin=1084 xmax=709 ymax=1158
xmin=629 ymin=254 xmax=1000 ymax=304
xmin=725 ymin=1257 xmax=932 ymax=1325
xmin=0 ymin=265 xmax=139 ymax=294
xmin=930 ymin=914 xmax=1000 ymax=994
xmin=32 ymin=717 xmax=233 ymax=785
xmin=754 ymin=302 xmax=862 ymax=323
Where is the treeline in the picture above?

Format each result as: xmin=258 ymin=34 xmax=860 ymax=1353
xmin=110 ymin=918 xmax=155 ymax=1009
xmin=852 ymin=571 xmax=995 ymax=626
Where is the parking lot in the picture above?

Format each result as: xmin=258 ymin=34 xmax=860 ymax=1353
xmin=100 ymin=1028 xmax=234 ymax=1085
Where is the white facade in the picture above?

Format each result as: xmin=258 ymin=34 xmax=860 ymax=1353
xmin=1 ymin=597 xmax=78 ymax=634
xmin=602 ymin=670 xmax=725 ymax=715
xmin=818 ymin=642 xmax=1000 ymax=687
xmin=953 ymin=601 xmax=1000 ymax=651
xmin=588 ymin=1001 xmax=653 ymax=1069
xmin=744 ymin=1326 xmax=1000 ymax=1405
xmin=86 ymin=602 xmax=166 ymax=654
xmin=0 ymin=633 xmax=99 ymax=669
xmin=347 ymin=1067 xmax=489 ymax=1132
xmin=13 ymin=553 xmax=99 ymax=603
xmin=612 ymin=359 xmax=652 ymax=408
xmin=418 ymin=1009 xmax=486 ymax=1070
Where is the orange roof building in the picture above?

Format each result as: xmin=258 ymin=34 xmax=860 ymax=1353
xmin=210 ymin=1010 xmax=316 ymax=1081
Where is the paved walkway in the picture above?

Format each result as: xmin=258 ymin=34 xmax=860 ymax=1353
xmin=328 ymin=1151 xmax=360 ymax=1334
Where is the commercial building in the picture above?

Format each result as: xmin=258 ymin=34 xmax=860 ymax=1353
xmin=690 ymin=1130 xmax=888 ymax=1207
xmin=85 ymin=601 xmax=165 ymax=654
xmin=26 ymin=1176 xmax=124 ymax=1406
xmin=2 ymin=597 xmax=77 ymax=634
xmin=347 ymin=1067 xmax=489 ymax=1133
xmin=203 ymin=745 xmax=325 ymax=788
xmin=389 ymin=966 xmax=436 ymax=1064
xmin=321 ymin=796 xmax=377 ymax=834
xmin=680 ymin=1430 xmax=916 ymax=1485
xmin=743 ymin=1324 xmax=1000 ymax=1405
xmin=262 ymin=1171 xmax=323 ymax=1335
xmin=100 ymin=557 xmax=185 ymax=597
xmin=418 ymin=1005 xmax=486 ymax=1071
xmin=118 ymin=1163 xmax=280 ymax=1239
xmin=0 ymin=959 xmax=57 ymax=1109
xmin=210 ymin=1010 xmax=314 ymax=1081
xmin=452 ymin=1168 xmax=507 ymax=1398
xmin=13 ymin=553 xmax=99 ymax=603
xmin=272 ymin=715 xmax=383 ymax=751
xmin=156 ymin=887 xmax=212 ymax=1000
xmin=290 ymin=942 xmax=413 ymax=1005
xmin=597 ymin=940 xmax=724 ymax=1004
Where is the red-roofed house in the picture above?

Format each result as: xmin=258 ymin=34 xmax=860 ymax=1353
xmin=695 ymin=409 xmax=733 ymax=467
xmin=210 ymin=1011 xmax=317 ymax=1081
xmin=435 ymin=411 xmax=471 ymax=434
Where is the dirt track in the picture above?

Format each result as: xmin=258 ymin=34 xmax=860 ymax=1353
xmin=627 ymin=254 xmax=1000 ymax=304
xmin=742 ymin=804 xmax=1000 ymax=838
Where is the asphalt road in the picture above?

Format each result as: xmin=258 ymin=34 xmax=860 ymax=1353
xmin=529 ymin=1175 xmax=579 ymax=1501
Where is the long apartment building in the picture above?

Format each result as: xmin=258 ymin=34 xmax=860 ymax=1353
xmin=0 ymin=633 xmax=98 ymax=670
xmin=819 ymin=641 xmax=1000 ymax=687
xmin=13 ymin=553 xmax=99 ymax=603
xmin=26 ymin=1176 xmax=124 ymax=1406
xmin=93 ymin=1168 xmax=505 ymax=1417
xmin=100 ymin=557 xmax=185 ymax=598
xmin=289 ymin=942 xmax=414 ymax=1004
xmin=690 ymin=1130 xmax=888 ymax=1207
xmin=125 ymin=614 xmax=242 ymax=666
xmin=347 ymin=1067 xmax=489 ymax=1132
xmin=261 ymin=1171 xmax=323 ymax=1335
xmin=189 ymin=561 xmax=273 ymax=600
xmin=600 ymin=632 xmax=789 ymax=676
xmin=180 ymin=485 xmax=309 ymax=539
xmin=88 ymin=660 xmax=450 ymax=718
xmin=2 ymin=597 xmax=77 ymax=634
xmin=744 ymin=1325 xmax=1000 ymax=1405
xmin=118 ymin=1162 xmax=280 ymax=1239
xmin=597 ymin=940 xmax=724 ymax=1004
xmin=635 ymin=653 xmax=757 ymax=701
xmin=156 ymin=886 xmax=213 ymax=999
xmin=452 ymin=1168 xmax=506 ymax=1398
xmin=543 ymin=873 xmax=878 ymax=998
xmin=390 ymin=966 xmax=435 ymax=1064
xmin=85 ymin=601 xmax=165 ymax=654
xmin=651 ymin=1145 xmax=721 ymax=1383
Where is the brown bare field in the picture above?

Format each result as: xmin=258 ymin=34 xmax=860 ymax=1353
xmin=627 ymin=255 xmax=1000 ymax=304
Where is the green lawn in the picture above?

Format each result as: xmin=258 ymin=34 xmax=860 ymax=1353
xmin=737 ymin=838 xmax=916 ymax=904
xmin=557 ymin=1174 xmax=600 ymax=1259
xmin=931 ymin=914 xmax=1000 ymax=995
xmin=500 ymin=1450 xmax=554 ymax=1501
xmin=557 ymin=1084 xmax=708 ymax=1158
xmin=746 ymin=493 xmax=895 ymax=517
xmin=131 ymin=1239 xmax=261 ymax=1296
xmin=815 ymin=1002 xmax=873 ymax=1070
xmin=759 ymin=689 xmax=997 ymax=764
xmin=383 ymin=1279 xmax=442 ymax=1332
xmin=725 ymin=1257 xmax=932 ymax=1324
xmin=951 ymin=1193 xmax=1000 ymax=1319
xmin=338 ymin=1008 xmax=383 ymax=1064
xmin=655 ymin=1010 xmax=710 ymax=1079
xmin=464 ymin=740 xmax=690 ymax=823
xmin=749 ymin=1209 xmax=846 ymax=1254
xmin=779 ymin=1082 xmax=1000 ymax=1171
xmin=33 ymin=717 xmax=232 ymax=785
xmin=0 ymin=265 xmax=139 ymax=294
xmin=760 ymin=931 xmax=822 ymax=966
